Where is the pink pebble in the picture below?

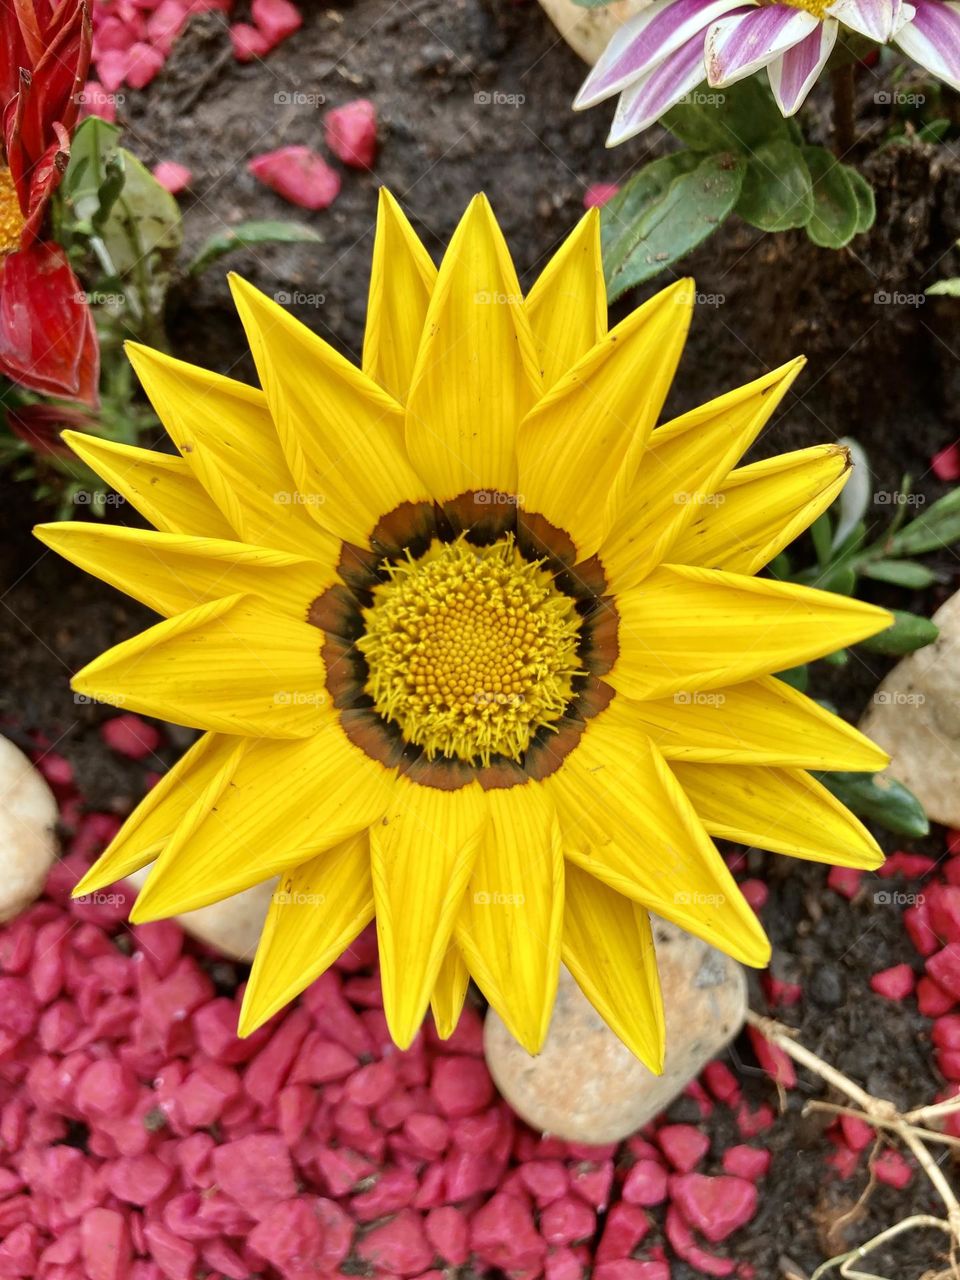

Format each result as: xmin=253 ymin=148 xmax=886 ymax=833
xmin=230 ymin=21 xmax=271 ymax=60
xmin=569 ymin=1159 xmax=613 ymax=1209
xmin=876 ymin=851 xmax=936 ymax=879
xmin=932 ymin=442 xmax=960 ymax=481
xmin=248 ymin=146 xmax=340 ymax=210
xmin=905 ymin=901 xmax=940 ymax=957
xmin=210 ymin=1134 xmax=297 ymax=1215
xmin=657 ymin=1124 xmax=710 ymax=1172
xmin=77 ymin=1059 xmax=138 ymax=1117
xmin=324 ymin=98 xmax=378 ymax=169
xmin=739 ymin=879 xmax=768 ymax=911
xmin=666 ymin=1203 xmax=736 ymax=1276
xmin=929 ymin=944 xmax=960 ymax=999
xmin=152 ymin=162 xmax=192 ymax=195
xmin=827 ymin=866 xmax=862 ymax=900
xmin=918 ymin=975 xmax=954 ymax=1016
xmin=81 ymin=1209 xmax=132 ymax=1280
xmin=251 ymin=0 xmax=302 ymax=45
xmin=870 ymin=963 xmax=915 ymax=1000
xmin=671 ymin=1172 xmax=758 ymax=1243
xmin=622 ymin=1159 xmax=668 ymax=1207
xmin=721 ymin=1145 xmax=771 ymax=1180
xmin=583 ymin=183 xmax=619 ymax=209
xmin=595 ymin=1202 xmax=651 ymax=1261
xmin=100 ymin=714 xmax=162 ymax=760
xmin=470 ymin=1194 xmax=545 ymax=1270
xmin=357 ymin=1207 xmax=434 ymax=1275
xmin=840 ymin=1113 xmax=875 ymax=1152
xmin=873 ymin=1148 xmax=913 ymax=1188
xmin=425 ymin=1206 xmax=469 ymax=1266
xmin=142 ymin=1222 xmax=197 ymax=1280
xmin=747 ymin=1025 xmax=797 ymax=1088
xmin=736 ymin=1101 xmax=775 ymax=1138
xmin=431 ymin=1055 xmax=494 ymax=1117
xmin=702 ymin=1060 xmax=740 ymax=1104
xmin=541 ymin=1195 xmax=596 ymax=1246
xmin=124 ymin=42 xmax=165 ymax=90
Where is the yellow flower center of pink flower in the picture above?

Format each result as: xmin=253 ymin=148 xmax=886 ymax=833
xmin=358 ymin=536 xmax=583 ymax=765
xmin=0 ymin=167 xmax=25 ymax=255
xmin=779 ymin=0 xmax=831 ymax=20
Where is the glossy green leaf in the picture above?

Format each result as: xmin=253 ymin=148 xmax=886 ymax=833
xmin=845 ymin=166 xmax=876 ymax=234
xmin=662 ymin=78 xmax=792 ymax=154
xmin=803 ymin=148 xmax=861 ymax=249
xmin=859 ymin=609 xmax=939 ymax=655
xmin=603 ymin=152 xmax=745 ymax=299
xmin=601 ymin=152 xmax=701 ymax=282
xmin=888 ymin=488 xmax=960 ymax=555
xmin=816 ymin=770 xmax=929 ymax=838
xmin=928 ymin=278 xmax=960 ymax=297
xmin=860 ymin=558 xmax=937 ymax=588
xmin=775 ymin=665 xmax=808 ymax=692
xmin=736 ymin=139 xmax=813 ymax=231
xmin=187 ymin=220 xmax=323 ymax=276
xmin=60 ymin=116 xmax=124 ymax=232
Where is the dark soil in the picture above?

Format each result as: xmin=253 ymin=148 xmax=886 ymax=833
xmin=4 ymin=0 xmax=960 ymax=1275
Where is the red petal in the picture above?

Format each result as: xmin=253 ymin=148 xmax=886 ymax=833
xmin=0 ymin=243 xmax=100 ymax=405
xmin=324 ymin=99 xmax=377 ymax=169
xmin=248 ymin=146 xmax=340 ymax=210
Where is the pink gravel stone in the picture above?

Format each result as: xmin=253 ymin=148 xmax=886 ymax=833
xmin=870 ymin=963 xmax=915 ymax=1000
xmin=932 ymin=442 xmax=960 ymax=481
xmin=518 ymin=1159 xmax=568 ymax=1205
xmin=666 ymin=1204 xmax=736 ymax=1276
xmin=541 ymin=1195 xmax=596 ymax=1246
xmin=735 ymin=1102 xmax=775 ymax=1137
xmin=827 ymin=866 xmax=862 ymax=900
xmin=99 ymin=715 xmax=161 ymax=760
xmin=324 ymin=99 xmax=378 ymax=168
xmin=905 ymin=901 xmax=940 ymax=957
xmin=248 ymin=146 xmax=341 ymax=210
xmin=142 ymin=1222 xmax=196 ymax=1280
xmin=152 ymin=162 xmax=192 ymax=195
xmin=0 ymin=979 xmax=38 ymax=1038
xmin=425 ymin=1205 xmax=469 ymax=1265
xmin=230 ymin=21 xmax=270 ymax=60
xmin=106 ymin=1154 xmax=173 ymax=1206
xmin=357 ymin=1207 xmax=434 ymax=1275
xmin=702 ymin=1060 xmax=740 ymax=1104
xmin=623 ymin=1160 xmax=668 ymax=1206
xmin=874 ymin=1148 xmax=913 ymax=1188
xmin=929 ymin=944 xmax=960 ymax=998
xmin=345 ymin=1057 xmax=396 ymax=1106
xmin=929 ymin=885 xmax=960 ymax=942
xmin=81 ymin=1209 xmax=131 ymax=1280
xmin=352 ymin=1167 xmax=419 ymax=1221
xmin=77 ymin=1060 xmax=138 ymax=1117
xmin=289 ymin=1030 xmax=356 ymax=1085
xmin=595 ymin=1264 xmax=670 ymax=1280
xmin=722 ymin=1145 xmax=771 ymax=1180
xmin=918 ymin=976 xmax=954 ymax=1016
xmin=431 ymin=1056 xmax=494 ymax=1117
xmin=596 ymin=1202 xmax=651 ymax=1261
xmin=251 ymin=0 xmax=302 ymax=45
xmin=247 ymin=1197 xmax=351 ymax=1274
xmin=877 ymin=851 xmax=935 ymax=879
xmin=747 ymin=1026 xmax=797 ymax=1088
xmin=657 ymin=1124 xmax=709 ymax=1172
xmin=210 ymin=1134 xmax=297 ymax=1216
xmin=569 ymin=1159 xmax=614 ymax=1209
xmin=470 ymin=1194 xmax=545 ymax=1270
xmin=671 ymin=1173 xmax=758 ymax=1243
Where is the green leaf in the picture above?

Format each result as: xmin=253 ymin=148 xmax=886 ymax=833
xmin=859 ymin=610 xmax=939 ymax=655
xmin=888 ymin=488 xmax=960 ymax=555
xmin=918 ymin=118 xmax=951 ymax=143
xmin=603 ymin=152 xmax=745 ymax=300
xmin=601 ymin=153 xmax=701 ymax=281
xmin=803 ymin=148 xmax=861 ymax=249
xmin=816 ymin=770 xmax=929 ymax=838
xmin=810 ymin=511 xmax=834 ymax=568
xmin=817 ymin=562 xmax=857 ymax=595
xmin=99 ymin=148 xmax=183 ymax=319
xmin=736 ymin=139 xmax=813 ymax=231
xmin=662 ymin=78 xmax=792 ymax=154
xmin=822 ymin=647 xmax=849 ymax=665
xmin=59 ymin=116 xmax=124 ymax=232
xmin=187 ymin=220 xmax=323 ymax=276
xmin=860 ymin=558 xmax=937 ymax=588
xmin=845 ymin=166 xmax=876 ymax=234
xmin=927 ymin=278 xmax=960 ymax=297
xmin=775 ymin=664 xmax=809 ymax=692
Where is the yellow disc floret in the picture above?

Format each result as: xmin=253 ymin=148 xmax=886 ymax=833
xmin=0 ymin=168 xmax=24 ymax=256
xmin=359 ymin=536 xmax=583 ymax=764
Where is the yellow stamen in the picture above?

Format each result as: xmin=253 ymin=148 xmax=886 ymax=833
xmin=776 ymin=0 xmax=830 ymax=18
xmin=359 ymin=536 xmax=583 ymax=765
xmin=0 ymin=168 xmax=24 ymax=256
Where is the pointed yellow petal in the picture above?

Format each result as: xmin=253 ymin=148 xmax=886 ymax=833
xmin=363 ymin=189 xmax=438 ymax=405
xmin=125 ymin=343 xmax=333 ymax=556
xmin=371 ymin=777 xmax=485 ymax=1048
xmin=71 ymin=732 xmax=238 ymax=896
xmin=131 ymin=727 xmax=392 ymax=920
xmin=669 ymin=445 xmax=852 ymax=575
xmin=671 ymin=762 xmax=884 ymax=868
xmin=517 ymin=279 xmax=693 ymax=563
xmin=455 ymin=784 xmax=564 ymax=1054
xmin=546 ymin=700 xmax=770 ymax=967
xmin=525 ymin=209 xmax=607 ymax=391
xmin=599 ymin=358 xmax=805 ymax=590
xmin=229 ymin=275 xmax=431 ymax=546
xmin=238 ymin=831 xmax=375 ymax=1035
xmin=563 ymin=863 xmax=664 ymax=1071
xmin=632 ymin=674 xmax=889 ymax=771
xmin=431 ymin=943 xmax=471 ymax=1040
xmin=34 ymin=524 xmax=335 ymax=620
xmin=612 ymin=565 xmax=892 ymax=702
xmin=62 ymin=432 xmax=234 ymax=539
xmin=405 ymin=194 xmax=541 ymax=501
xmin=71 ymin=594 xmax=328 ymax=737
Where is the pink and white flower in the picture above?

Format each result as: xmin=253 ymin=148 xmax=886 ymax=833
xmin=575 ymin=0 xmax=960 ymax=145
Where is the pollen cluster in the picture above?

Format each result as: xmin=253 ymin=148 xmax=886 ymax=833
xmin=359 ymin=537 xmax=583 ymax=764
xmin=0 ymin=168 xmax=24 ymax=256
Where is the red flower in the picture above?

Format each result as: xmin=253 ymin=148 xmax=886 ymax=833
xmin=0 ymin=1 xmax=99 ymax=405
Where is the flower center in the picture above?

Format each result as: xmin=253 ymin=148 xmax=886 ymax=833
xmin=0 ymin=167 xmax=24 ymax=256
xmin=358 ymin=536 xmax=583 ymax=765
xmin=772 ymin=0 xmax=830 ymax=19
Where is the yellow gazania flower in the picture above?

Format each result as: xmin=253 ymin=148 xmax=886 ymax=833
xmin=37 ymin=191 xmax=890 ymax=1071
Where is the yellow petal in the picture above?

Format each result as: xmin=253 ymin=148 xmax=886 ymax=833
xmin=525 ymin=209 xmax=607 ymax=391
xmin=599 ymin=358 xmax=805 ymax=591
xmin=632 ymin=674 xmax=889 ymax=771
xmin=669 ymin=445 xmax=852 ymax=575
xmin=238 ymin=831 xmax=375 ymax=1035
xmin=612 ymin=565 xmax=891 ymax=702
xmin=405 ymin=194 xmax=541 ymax=501
xmin=363 ymin=189 xmax=438 ymax=405
xmin=371 ymin=776 xmax=485 ymax=1048
xmin=125 ymin=343 xmax=332 ymax=556
xmin=71 ymin=732 xmax=238 ymax=896
xmin=62 ymin=432 xmax=234 ymax=539
xmin=517 ymin=279 xmax=693 ymax=563
xmin=229 ymin=275 xmax=431 ymax=546
xmin=546 ymin=699 xmax=769 ymax=967
xmin=671 ymin=761 xmax=884 ymax=868
xmin=131 ymin=727 xmax=392 ymax=920
xmin=455 ymin=784 xmax=564 ymax=1054
xmin=71 ymin=594 xmax=328 ymax=737
xmin=34 ymin=524 xmax=335 ymax=620
xmin=563 ymin=862 xmax=664 ymax=1071
xmin=431 ymin=943 xmax=471 ymax=1040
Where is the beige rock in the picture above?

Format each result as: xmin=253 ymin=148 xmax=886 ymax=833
xmin=859 ymin=590 xmax=960 ymax=829
xmin=537 ymin=0 xmax=651 ymax=66
xmin=484 ymin=919 xmax=746 ymax=1142
xmin=0 ymin=737 xmax=59 ymax=921
xmin=126 ymin=866 xmax=274 ymax=962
